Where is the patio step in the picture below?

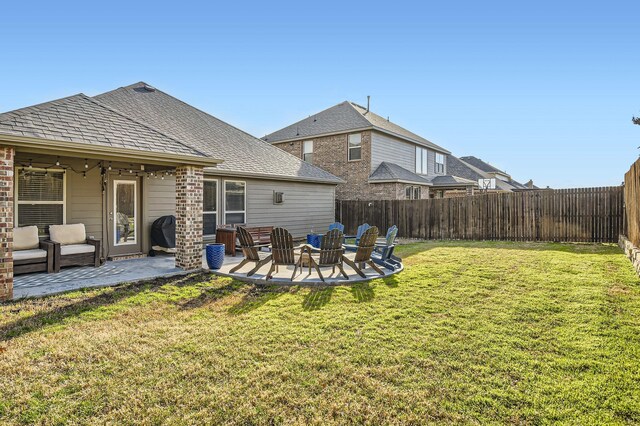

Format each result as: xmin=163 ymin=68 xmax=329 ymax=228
xmin=108 ymin=253 xmax=147 ymax=261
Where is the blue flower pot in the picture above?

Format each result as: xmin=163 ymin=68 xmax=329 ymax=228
xmin=206 ymin=243 xmax=225 ymax=269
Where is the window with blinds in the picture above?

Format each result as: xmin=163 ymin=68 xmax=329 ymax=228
xmin=16 ymin=169 xmax=65 ymax=235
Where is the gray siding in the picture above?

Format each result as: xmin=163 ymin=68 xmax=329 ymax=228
xmin=66 ymin=166 xmax=103 ymax=241
xmin=371 ymin=131 xmax=447 ymax=178
xmin=206 ymin=175 xmax=335 ymax=239
xmin=371 ymin=132 xmax=415 ymax=172
xmin=143 ymin=177 xmax=177 ymax=252
xmin=244 ymin=178 xmax=335 ymax=238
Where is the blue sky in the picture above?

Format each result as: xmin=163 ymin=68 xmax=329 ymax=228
xmin=1 ymin=0 xmax=638 ymax=188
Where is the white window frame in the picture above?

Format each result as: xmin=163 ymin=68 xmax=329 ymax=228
xmin=435 ymin=153 xmax=445 ymax=174
xmin=113 ymin=180 xmax=137 ymax=246
xmin=416 ymin=147 xmax=428 ymax=175
xmin=224 ymin=180 xmax=246 ymax=225
xmin=15 ymin=167 xmax=67 ymax=233
xmin=302 ymin=140 xmax=314 ymax=163
xmin=348 ymin=133 xmax=362 ymax=161
xmin=203 ymin=178 xmax=219 ymax=236
xmin=406 ymin=185 xmax=421 ymax=200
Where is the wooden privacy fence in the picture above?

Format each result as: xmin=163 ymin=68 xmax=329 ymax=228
xmin=624 ymin=158 xmax=640 ymax=247
xmin=336 ymin=187 xmax=624 ymax=243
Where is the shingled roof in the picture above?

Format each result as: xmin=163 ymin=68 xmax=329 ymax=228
xmin=369 ymin=162 xmax=432 ymax=185
xmin=263 ymin=101 xmax=450 ymax=154
xmin=94 ymin=83 xmax=341 ymax=184
xmin=459 ymin=156 xmax=507 ymax=175
xmin=0 ymin=94 xmax=207 ymax=158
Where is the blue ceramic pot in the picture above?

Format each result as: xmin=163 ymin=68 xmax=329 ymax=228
xmin=206 ymin=243 xmax=225 ymax=269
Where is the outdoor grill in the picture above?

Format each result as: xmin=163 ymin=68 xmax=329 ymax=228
xmin=149 ymin=215 xmax=176 ymax=256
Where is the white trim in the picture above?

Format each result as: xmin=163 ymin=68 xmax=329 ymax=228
xmin=203 ymin=178 xmax=219 ymax=236
xmin=113 ymin=179 xmax=138 ymax=246
xmin=302 ymin=140 xmax=314 ymax=163
xmin=223 ymin=179 xmax=246 ymax=225
xmin=14 ymin=167 xmax=67 ymax=232
xmin=347 ymin=133 xmax=362 ymax=162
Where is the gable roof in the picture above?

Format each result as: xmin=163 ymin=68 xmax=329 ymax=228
xmin=369 ymin=162 xmax=432 ymax=185
xmin=446 ymin=155 xmax=485 ymax=182
xmin=94 ymin=83 xmax=341 ymax=184
xmin=454 ymin=155 xmax=531 ymax=191
xmin=263 ymin=101 xmax=450 ymax=154
xmin=0 ymin=94 xmax=208 ymax=158
xmin=459 ymin=156 xmax=507 ymax=175
xmin=428 ymin=175 xmax=477 ymax=187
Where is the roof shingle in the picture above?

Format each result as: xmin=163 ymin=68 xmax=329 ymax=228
xmin=0 ymin=94 xmax=206 ymax=157
xmin=94 ymin=83 xmax=342 ymax=183
xmin=264 ymin=101 xmax=450 ymax=153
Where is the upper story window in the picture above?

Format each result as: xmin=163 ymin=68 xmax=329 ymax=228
xmin=435 ymin=153 xmax=445 ymax=174
xmin=302 ymin=140 xmax=314 ymax=164
xmin=415 ymin=147 xmax=428 ymax=175
xmin=16 ymin=168 xmax=65 ymax=236
xmin=348 ymin=133 xmax=362 ymax=161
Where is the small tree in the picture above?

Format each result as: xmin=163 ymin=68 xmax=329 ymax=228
xmin=634 ymin=116 xmax=640 ymax=125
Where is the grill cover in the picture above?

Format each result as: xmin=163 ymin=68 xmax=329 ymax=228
xmin=151 ymin=215 xmax=176 ymax=249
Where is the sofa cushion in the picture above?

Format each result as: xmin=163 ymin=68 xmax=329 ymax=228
xmin=49 ymin=224 xmax=86 ymax=245
xmin=60 ymin=244 xmax=95 ymax=256
xmin=14 ymin=226 xmax=40 ymax=251
xmin=13 ymin=248 xmax=47 ymax=261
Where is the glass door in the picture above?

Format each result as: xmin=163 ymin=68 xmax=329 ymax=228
xmin=108 ymin=177 xmax=141 ymax=256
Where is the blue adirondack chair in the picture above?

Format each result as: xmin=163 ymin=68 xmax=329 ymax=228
xmin=328 ymin=222 xmax=345 ymax=233
xmin=372 ymin=225 xmax=401 ymax=270
xmin=344 ymin=223 xmax=370 ymax=252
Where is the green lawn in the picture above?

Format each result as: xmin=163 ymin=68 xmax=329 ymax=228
xmin=1 ymin=241 xmax=639 ymax=425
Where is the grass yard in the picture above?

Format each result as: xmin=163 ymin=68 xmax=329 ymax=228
xmin=1 ymin=241 xmax=640 ymax=425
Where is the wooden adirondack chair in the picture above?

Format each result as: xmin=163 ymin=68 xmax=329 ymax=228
xmin=344 ymin=223 xmax=371 ymax=252
xmin=266 ymin=227 xmax=307 ymax=281
xmin=342 ymin=226 xmax=384 ymax=278
xmin=372 ymin=225 xmax=401 ymax=271
xmin=230 ymin=226 xmax=272 ymax=276
xmin=308 ymin=229 xmax=348 ymax=282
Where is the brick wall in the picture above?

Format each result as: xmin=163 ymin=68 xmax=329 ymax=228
xmin=275 ymin=131 xmax=428 ymax=200
xmin=175 ymin=165 xmax=204 ymax=270
xmin=0 ymin=146 xmax=14 ymax=301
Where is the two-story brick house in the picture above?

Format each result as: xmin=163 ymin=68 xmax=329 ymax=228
xmin=263 ymin=100 xmax=476 ymax=200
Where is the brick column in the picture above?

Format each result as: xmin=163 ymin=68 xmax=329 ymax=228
xmin=175 ymin=165 xmax=204 ymax=270
xmin=0 ymin=146 xmax=14 ymax=301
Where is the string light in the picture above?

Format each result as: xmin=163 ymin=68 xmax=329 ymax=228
xmin=28 ymin=160 xmax=33 ymax=169
xmin=83 ymin=171 xmax=86 ymax=179
xmin=84 ymin=159 xmax=88 ymax=169
xmin=55 ymin=157 xmax=60 ymax=166
xmin=108 ymin=162 xmax=112 ymax=171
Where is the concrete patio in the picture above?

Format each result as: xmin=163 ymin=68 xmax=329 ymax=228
xmin=12 ymin=249 xmax=402 ymax=299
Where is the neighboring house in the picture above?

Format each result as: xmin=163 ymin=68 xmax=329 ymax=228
xmin=447 ymin=155 xmax=535 ymax=196
xmin=263 ymin=100 xmax=476 ymax=200
xmin=0 ymin=82 xmax=341 ymax=299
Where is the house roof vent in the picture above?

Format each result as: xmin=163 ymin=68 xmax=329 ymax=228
xmin=143 ymin=84 xmax=156 ymax=92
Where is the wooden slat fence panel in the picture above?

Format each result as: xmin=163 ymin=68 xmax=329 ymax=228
xmin=624 ymin=159 xmax=640 ymax=247
xmin=337 ymin=186 xmax=624 ymax=243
